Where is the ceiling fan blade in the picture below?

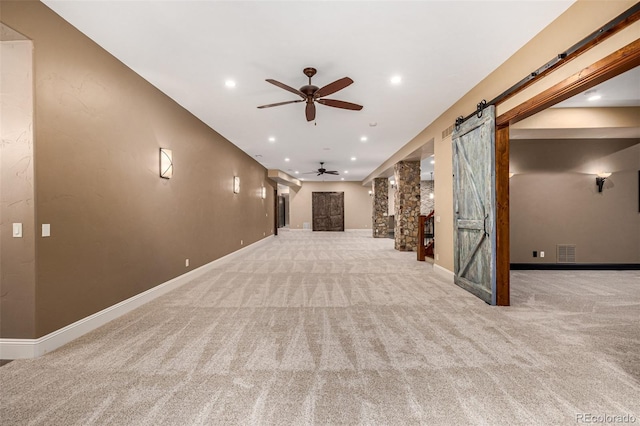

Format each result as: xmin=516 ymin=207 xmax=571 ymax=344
xmin=315 ymin=77 xmax=353 ymax=98
xmin=317 ymin=98 xmax=363 ymax=111
xmin=306 ymin=102 xmax=316 ymax=122
xmin=266 ymin=79 xmax=306 ymax=99
xmin=257 ymin=99 xmax=304 ymax=109
xmin=324 ymin=171 xmax=339 ymax=175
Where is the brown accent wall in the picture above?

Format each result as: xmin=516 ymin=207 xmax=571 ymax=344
xmin=0 ymin=35 xmax=36 ymax=338
xmin=510 ymin=138 xmax=639 ymax=263
xmin=1 ymin=2 xmax=274 ymax=338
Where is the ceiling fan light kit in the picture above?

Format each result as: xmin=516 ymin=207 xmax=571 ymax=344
xmin=257 ymin=67 xmax=363 ymax=122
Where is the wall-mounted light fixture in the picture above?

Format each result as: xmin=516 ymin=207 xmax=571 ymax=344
xmin=368 ymin=190 xmax=373 ymax=197
xmin=596 ymin=172 xmax=611 ymax=192
xmin=233 ymin=176 xmax=240 ymax=194
xmin=429 ymin=193 xmax=434 ymax=199
xmin=261 ymin=186 xmax=266 ymax=199
xmin=509 ymin=172 xmax=515 ymax=178
xmin=159 ymin=148 xmax=173 ymax=179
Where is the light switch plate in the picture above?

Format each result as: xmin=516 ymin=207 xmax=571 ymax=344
xmin=13 ymin=223 xmax=23 ymax=238
xmin=42 ymin=224 xmax=51 ymax=237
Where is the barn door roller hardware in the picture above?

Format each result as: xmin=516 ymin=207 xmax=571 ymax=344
xmin=453 ymin=2 xmax=640 ymax=129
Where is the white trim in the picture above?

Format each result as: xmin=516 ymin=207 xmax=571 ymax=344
xmin=433 ymin=263 xmax=455 ymax=283
xmin=0 ymin=236 xmax=274 ymax=360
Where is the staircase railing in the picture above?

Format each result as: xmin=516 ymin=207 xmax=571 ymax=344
xmin=418 ymin=210 xmax=435 ymax=261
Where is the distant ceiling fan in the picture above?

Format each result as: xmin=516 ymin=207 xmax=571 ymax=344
xmin=305 ymin=162 xmax=339 ymax=176
xmin=257 ymin=67 xmax=363 ymax=122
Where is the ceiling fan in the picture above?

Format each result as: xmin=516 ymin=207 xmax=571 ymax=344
xmin=306 ymin=162 xmax=339 ymax=176
xmin=257 ymin=67 xmax=363 ymax=122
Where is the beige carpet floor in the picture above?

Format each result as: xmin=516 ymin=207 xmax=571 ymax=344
xmin=1 ymin=230 xmax=639 ymax=425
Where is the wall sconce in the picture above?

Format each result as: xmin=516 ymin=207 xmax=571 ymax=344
xmin=233 ymin=176 xmax=240 ymax=194
xmin=596 ymin=172 xmax=611 ymax=192
xmin=509 ymin=172 xmax=515 ymax=179
xmin=261 ymin=186 xmax=266 ymax=199
xmin=159 ymin=148 xmax=173 ymax=179
xmin=368 ymin=190 xmax=373 ymax=197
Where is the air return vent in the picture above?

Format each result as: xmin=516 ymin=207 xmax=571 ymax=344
xmin=556 ymin=244 xmax=576 ymax=263
xmin=442 ymin=124 xmax=454 ymax=140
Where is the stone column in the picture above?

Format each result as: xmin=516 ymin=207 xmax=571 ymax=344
xmin=372 ymin=177 xmax=388 ymax=238
xmin=394 ymin=161 xmax=421 ymax=251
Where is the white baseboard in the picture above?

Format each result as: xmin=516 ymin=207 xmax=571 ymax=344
xmin=433 ymin=263 xmax=455 ymax=283
xmin=0 ymin=236 xmax=274 ymax=360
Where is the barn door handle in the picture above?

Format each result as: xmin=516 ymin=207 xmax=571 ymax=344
xmin=483 ymin=214 xmax=489 ymax=237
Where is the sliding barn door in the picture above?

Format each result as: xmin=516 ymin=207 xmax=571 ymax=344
xmin=312 ymin=192 xmax=344 ymax=231
xmin=452 ymin=106 xmax=497 ymax=305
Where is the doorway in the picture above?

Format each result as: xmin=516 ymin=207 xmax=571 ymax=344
xmin=312 ymin=192 xmax=344 ymax=231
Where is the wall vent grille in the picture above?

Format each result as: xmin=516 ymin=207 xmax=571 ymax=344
xmin=556 ymin=244 xmax=576 ymax=263
xmin=442 ymin=124 xmax=454 ymax=139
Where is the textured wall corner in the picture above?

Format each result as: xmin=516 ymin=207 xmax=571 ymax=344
xmin=420 ymin=180 xmax=435 ymax=214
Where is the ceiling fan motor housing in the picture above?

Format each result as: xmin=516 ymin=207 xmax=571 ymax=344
xmin=301 ymin=85 xmax=319 ymax=97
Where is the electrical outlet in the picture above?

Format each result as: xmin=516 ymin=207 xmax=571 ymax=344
xmin=540 ymin=251 xmax=545 ymax=258
xmin=533 ymin=251 xmax=538 ymax=258
xmin=185 ymin=259 xmax=189 ymax=267
xmin=13 ymin=223 xmax=23 ymax=238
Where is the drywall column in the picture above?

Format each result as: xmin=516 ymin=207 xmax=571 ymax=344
xmin=372 ymin=177 xmax=388 ymax=238
xmin=394 ymin=161 xmax=421 ymax=251
xmin=0 ymin=37 xmax=36 ymax=338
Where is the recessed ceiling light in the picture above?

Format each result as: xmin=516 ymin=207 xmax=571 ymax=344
xmin=341 ymin=178 xmax=345 ymax=181
xmin=351 ymin=157 xmax=357 ymax=161
xmin=344 ymin=170 xmax=349 ymax=174
xmin=268 ymin=137 xmax=276 ymax=143
xmin=585 ymin=90 xmax=601 ymax=101
xmin=430 ymin=160 xmax=435 ymax=164
xmin=284 ymin=158 xmax=290 ymax=162
xmin=360 ymin=136 xmax=368 ymax=142
xmin=369 ymin=122 xmax=377 ymax=127
xmin=390 ymin=75 xmax=402 ymax=85
xmin=225 ymin=80 xmax=236 ymax=88
xmin=255 ymin=154 xmax=262 ymax=158
xmin=294 ymin=171 xmax=299 ymax=174
xmin=300 ymin=178 xmax=305 ymax=181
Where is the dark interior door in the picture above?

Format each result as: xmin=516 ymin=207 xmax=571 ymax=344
xmin=312 ymin=192 xmax=344 ymax=231
xmin=452 ymin=105 xmax=497 ymax=305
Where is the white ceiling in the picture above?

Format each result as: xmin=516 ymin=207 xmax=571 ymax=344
xmin=42 ymin=0 xmax=575 ymax=182
xmin=512 ymin=66 xmax=640 ymax=139
xmin=553 ymin=66 xmax=640 ymax=108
